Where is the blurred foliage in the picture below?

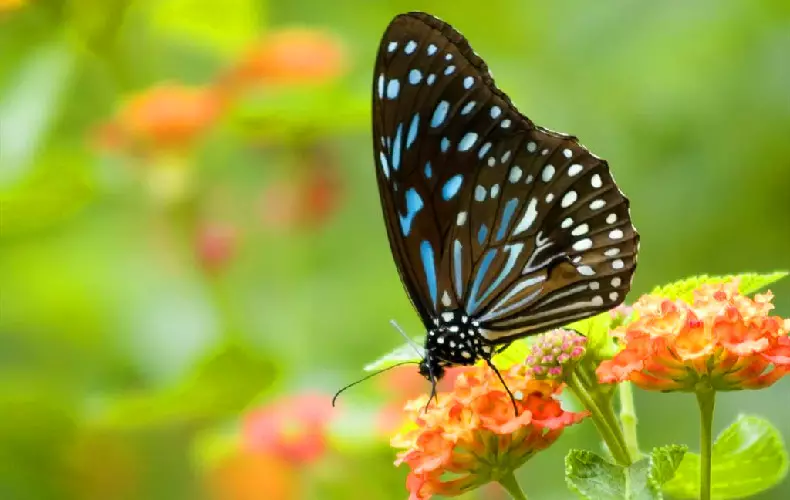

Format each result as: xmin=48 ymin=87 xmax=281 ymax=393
xmin=1 ymin=0 xmax=789 ymax=499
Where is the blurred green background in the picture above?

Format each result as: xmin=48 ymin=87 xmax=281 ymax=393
xmin=1 ymin=0 xmax=789 ymax=499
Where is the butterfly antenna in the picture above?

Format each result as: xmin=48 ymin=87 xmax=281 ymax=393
xmin=332 ymin=360 xmax=417 ymax=407
xmin=485 ymin=358 xmax=519 ymax=416
xmin=389 ymin=320 xmax=424 ymax=359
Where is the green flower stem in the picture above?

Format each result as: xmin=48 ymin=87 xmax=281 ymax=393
xmin=696 ymin=389 xmax=716 ymax=500
xmin=567 ymin=371 xmax=632 ymax=466
xmin=498 ymin=471 xmax=528 ymax=500
xmin=619 ymin=382 xmax=641 ymax=462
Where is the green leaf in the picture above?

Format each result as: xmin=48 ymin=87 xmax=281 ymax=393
xmin=97 ymin=340 xmax=277 ymax=428
xmin=565 ymin=446 xmax=686 ymax=499
xmin=648 ymin=445 xmax=688 ymax=490
xmin=567 ymin=312 xmax=617 ymax=359
xmin=364 ymin=338 xmax=424 ymax=372
xmin=663 ymin=415 xmax=789 ymax=499
xmin=150 ymin=0 xmax=263 ymax=56
xmin=650 ymin=272 xmax=787 ymax=303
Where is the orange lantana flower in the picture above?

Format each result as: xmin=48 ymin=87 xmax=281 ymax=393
xmin=597 ymin=280 xmax=790 ymax=391
xmin=391 ymin=364 xmax=587 ymax=499
xmin=223 ymin=28 xmax=347 ymax=90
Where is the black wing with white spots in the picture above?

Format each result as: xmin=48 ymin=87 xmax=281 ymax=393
xmin=372 ymin=12 xmax=639 ymax=364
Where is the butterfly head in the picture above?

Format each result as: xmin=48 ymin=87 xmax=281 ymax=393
xmin=417 ymin=355 xmax=445 ymax=382
xmin=419 ymin=309 xmax=492 ymax=384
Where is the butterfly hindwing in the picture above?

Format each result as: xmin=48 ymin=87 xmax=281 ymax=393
xmin=373 ymin=12 xmax=639 ymax=348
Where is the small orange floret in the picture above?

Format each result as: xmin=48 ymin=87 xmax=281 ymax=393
xmin=597 ymin=280 xmax=790 ymax=391
xmin=225 ymin=28 xmax=347 ymax=89
xmin=392 ymin=364 xmax=587 ymax=499
xmin=118 ymin=84 xmax=221 ymax=150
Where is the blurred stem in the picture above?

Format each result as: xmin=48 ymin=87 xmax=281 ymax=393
xmin=207 ymin=272 xmax=240 ymax=339
xmin=567 ymin=370 xmax=632 ymax=466
xmin=619 ymin=382 xmax=640 ymax=462
xmin=498 ymin=471 xmax=528 ymax=500
xmin=696 ymin=389 xmax=716 ymax=500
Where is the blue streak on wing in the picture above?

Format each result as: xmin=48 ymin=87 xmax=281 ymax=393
xmin=477 ymin=224 xmax=488 ymax=244
xmin=424 ymin=161 xmax=432 ymax=179
xmin=442 ymin=174 xmax=463 ymax=200
xmin=453 ymin=240 xmax=463 ymax=298
xmin=466 ymin=249 xmax=497 ymax=313
xmin=420 ymin=240 xmax=438 ymax=309
xmin=478 ymin=243 xmax=527 ymax=310
xmin=398 ymin=188 xmax=423 ymax=236
xmin=407 ymin=113 xmax=420 ymax=150
xmin=392 ymin=123 xmax=403 ymax=171
xmin=496 ymin=198 xmax=519 ymax=241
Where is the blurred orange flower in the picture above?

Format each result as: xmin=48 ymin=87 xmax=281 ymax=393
xmin=119 ymin=84 xmax=221 ymax=150
xmin=243 ymin=392 xmax=334 ymax=465
xmin=223 ymin=28 xmax=347 ymax=90
xmin=94 ymin=83 xmax=222 ymax=155
xmin=392 ymin=364 xmax=587 ymax=499
xmin=207 ymin=450 xmax=299 ymax=500
xmin=597 ymin=280 xmax=790 ymax=391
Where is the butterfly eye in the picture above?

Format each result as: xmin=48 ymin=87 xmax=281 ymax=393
xmin=371 ymin=12 xmax=639 ymax=374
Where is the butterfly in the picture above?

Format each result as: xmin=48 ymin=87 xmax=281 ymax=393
xmin=370 ymin=12 xmax=639 ymax=403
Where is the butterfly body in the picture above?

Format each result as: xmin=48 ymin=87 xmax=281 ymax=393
xmin=373 ymin=12 xmax=640 ymax=384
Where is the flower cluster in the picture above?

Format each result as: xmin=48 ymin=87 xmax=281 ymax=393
xmin=597 ymin=280 xmax=790 ymax=391
xmin=391 ymin=364 xmax=587 ymax=499
xmin=526 ymin=329 xmax=587 ymax=380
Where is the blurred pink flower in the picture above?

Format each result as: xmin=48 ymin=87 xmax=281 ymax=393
xmin=243 ymin=392 xmax=334 ymax=464
xmin=259 ymin=164 xmax=343 ymax=231
xmin=196 ymin=222 xmax=238 ymax=274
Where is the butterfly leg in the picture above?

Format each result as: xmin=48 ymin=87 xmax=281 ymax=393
xmin=485 ymin=357 xmax=519 ymax=416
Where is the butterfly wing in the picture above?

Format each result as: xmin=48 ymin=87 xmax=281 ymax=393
xmin=373 ymin=12 xmax=510 ymax=324
xmin=373 ymin=12 xmax=639 ymax=339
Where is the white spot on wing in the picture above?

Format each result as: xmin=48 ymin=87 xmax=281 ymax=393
xmin=508 ymin=166 xmax=522 ymax=183
xmin=541 ymin=165 xmax=555 ymax=182
xmin=571 ymin=224 xmax=589 ymax=236
xmin=513 ymin=198 xmax=539 ymax=235
xmin=561 ymin=190 xmax=578 ymax=208
xmin=573 ymin=238 xmax=593 ymax=251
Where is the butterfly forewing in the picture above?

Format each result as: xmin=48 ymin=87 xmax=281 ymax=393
xmin=373 ymin=12 xmax=639 ymax=348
